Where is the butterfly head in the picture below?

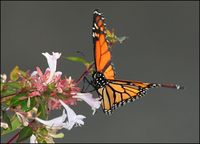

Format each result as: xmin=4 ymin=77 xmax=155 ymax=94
xmin=92 ymin=72 xmax=108 ymax=89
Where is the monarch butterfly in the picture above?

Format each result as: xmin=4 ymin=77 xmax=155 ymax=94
xmin=91 ymin=9 xmax=183 ymax=115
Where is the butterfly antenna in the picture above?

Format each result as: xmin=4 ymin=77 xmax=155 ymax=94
xmin=151 ymin=83 xmax=184 ymax=90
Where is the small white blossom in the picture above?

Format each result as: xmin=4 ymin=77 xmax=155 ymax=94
xmin=59 ymin=100 xmax=86 ymax=130
xmin=35 ymin=110 xmax=67 ymax=130
xmin=42 ymin=52 xmax=61 ymax=84
xmin=1 ymin=74 xmax=7 ymax=83
xmin=73 ymin=93 xmax=101 ymax=115
xmin=1 ymin=122 xmax=8 ymax=129
xmin=30 ymin=134 xmax=38 ymax=143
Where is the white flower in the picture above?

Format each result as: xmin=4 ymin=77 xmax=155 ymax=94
xmin=16 ymin=112 xmax=29 ymax=126
xmin=30 ymin=134 xmax=38 ymax=143
xmin=42 ymin=52 xmax=61 ymax=84
xmin=59 ymin=100 xmax=86 ymax=130
xmin=73 ymin=93 xmax=101 ymax=115
xmin=1 ymin=122 xmax=8 ymax=129
xmin=35 ymin=110 xmax=67 ymax=130
xmin=1 ymin=74 xmax=7 ymax=83
xmin=35 ymin=101 xmax=86 ymax=131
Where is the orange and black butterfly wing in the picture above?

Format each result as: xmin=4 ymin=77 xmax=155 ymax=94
xmin=97 ymin=79 xmax=158 ymax=114
xmin=92 ymin=9 xmax=115 ymax=80
xmin=92 ymin=9 xmax=150 ymax=114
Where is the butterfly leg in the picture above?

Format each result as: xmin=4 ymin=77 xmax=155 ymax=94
xmin=81 ymin=76 xmax=96 ymax=93
xmin=80 ymin=76 xmax=85 ymax=92
xmin=83 ymin=76 xmax=97 ymax=93
xmin=98 ymin=96 xmax=103 ymax=101
xmin=81 ymin=76 xmax=89 ymax=92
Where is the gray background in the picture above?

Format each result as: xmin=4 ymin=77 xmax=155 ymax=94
xmin=1 ymin=1 xmax=199 ymax=143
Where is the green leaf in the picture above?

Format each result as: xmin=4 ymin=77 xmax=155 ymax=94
xmin=19 ymin=70 xmax=27 ymax=77
xmin=65 ymin=56 xmax=89 ymax=65
xmin=48 ymin=83 xmax=55 ymax=91
xmin=16 ymin=126 xmax=33 ymax=142
xmin=38 ymin=103 xmax=47 ymax=119
xmin=38 ymin=127 xmax=48 ymax=136
xmin=10 ymin=93 xmax=26 ymax=107
xmin=10 ymin=95 xmax=36 ymax=112
xmin=1 ymin=83 xmax=5 ymax=91
xmin=1 ymin=115 xmax=21 ymax=135
xmin=1 ymin=82 xmax=23 ymax=98
xmin=2 ymin=111 xmax=12 ymax=129
xmin=21 ymin=97 xmax=37 ymax=112
xmin=36 ymin=127 xmax=48 ymax=143
xmin=6 ymin=81 xmax=23 ymax=89
xmin=1 ymin=87 xmax=17 ymax=97
xmin=10 ymin=66 xmax=20 ymax=81
xmin=37 ymin=138 xmax=47 ymax=144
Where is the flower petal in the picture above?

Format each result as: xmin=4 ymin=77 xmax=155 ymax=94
xmin=30 ymin=134 xmax=38 ymax=143
xmin=35 ymin=110 xmax=67 ymax=129
xmin=36 ymin=67 xmax=44 ymax=77
xmin=42 ymin=52 xmax=61 ymax=73
xmin=73 ymin=93 xmax=101 ymax=115
xmin=1 ymin=122 xmax=8 ymax=129
xmin=59 ymin=100 xmax=86 ymax=130
xmin=42 ymin=52 xmax=61 ymax=84
xmin=59 ymin=100 xmax=77 ymax=120
xmin=1 ymin=74 xmax=7 ymax=83
xmin=29 ymin=91 xmax=40 ymax=97
xmin=75 ymin=118 xmax=85 ymax=126
xmin=63 ymin=121 xmax=74 ymax=130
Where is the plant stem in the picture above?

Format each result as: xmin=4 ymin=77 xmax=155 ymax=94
xmin=1 ymin=91 xmax=21 ymax=103
xmin=1 ymin=87 xmax=36 ymax=103
xmin=6 ymin=120 xmax=35 ymax=144
xmin=6 ymin=130 xmax=20 ymax=144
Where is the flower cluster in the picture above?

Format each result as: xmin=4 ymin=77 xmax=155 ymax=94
xmin=1 ymin=52 xmax=101 ymax=143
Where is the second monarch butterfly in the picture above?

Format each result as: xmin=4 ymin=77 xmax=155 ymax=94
xmin=90 ymin=9 xmax=183 ymax=115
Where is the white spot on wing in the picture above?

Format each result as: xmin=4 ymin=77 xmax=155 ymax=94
xmin=94 ymin=23 xmax=98 ymax=29
xmin=92 ymin=32 xmax=95 ymax=38
xmin=94 ymin=10 xmax=102 ymax=15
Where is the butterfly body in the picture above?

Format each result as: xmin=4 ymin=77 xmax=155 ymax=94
xmin=92 ymin=71 xmax=108 ymax=89
xmin=91 ymin=9 xmax=183 ymax=115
